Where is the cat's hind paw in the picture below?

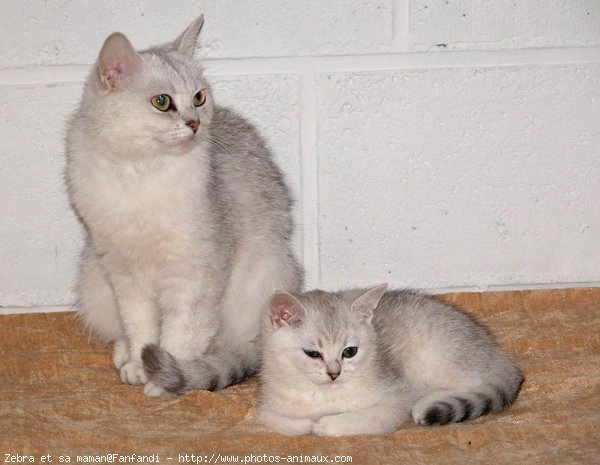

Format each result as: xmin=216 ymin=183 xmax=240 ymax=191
xmin=120 ymin=360 xmax=148 ymax=385
xmin=143 ymin=381 xmax=175 ymax=397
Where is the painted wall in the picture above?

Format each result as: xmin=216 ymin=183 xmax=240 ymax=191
xmin=1 ymin=1 xmax=599 ymax=310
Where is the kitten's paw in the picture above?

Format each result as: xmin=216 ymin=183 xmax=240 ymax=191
xmin=120 ymin=361 xmax=148 ymax=385
xmin=143 ymin=381 xmax=175 ymax=397
xmin=112 ymin=339 xmax=130 ymax=370
xmin=312 ymin=415 xmax=347 ymax=437
xmin=257 ymin=409 xmax=312 ymax=436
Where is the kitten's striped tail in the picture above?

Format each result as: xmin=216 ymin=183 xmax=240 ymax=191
xmin=413 ymin=357 xmax=523 ymax=426
xmin=142 ymin=341 xmax=260 ymax=395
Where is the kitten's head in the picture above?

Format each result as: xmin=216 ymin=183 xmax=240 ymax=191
xmin=266 ymin=284 xmax=388 ymax=385
xmin=79 ymin=15 xmax=213 ymax=157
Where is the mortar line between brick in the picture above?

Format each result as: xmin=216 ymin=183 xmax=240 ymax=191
xmin=392 ymin=0 xmax=410 ymax=52
xmin=2 ymin=47 xmax=600 ymax=85
xmin=299 ymin=72 xmax=320 ymax=289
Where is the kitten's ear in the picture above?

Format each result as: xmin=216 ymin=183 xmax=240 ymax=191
xmin=351 ymin=284 xmax=388 ymax=324
xmin=173 ymin=15 xmax=205 ymax=58
xmin=269 ymin=292 xmax=306 ymax=328
xmin=97 ymin=33 xmax=142 ymax=90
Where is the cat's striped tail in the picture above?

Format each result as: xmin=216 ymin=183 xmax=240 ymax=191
xmin=412 ymin=356 xmax=524 ymax=426
xmin=141 ymin=341 xmax=260 ymax=395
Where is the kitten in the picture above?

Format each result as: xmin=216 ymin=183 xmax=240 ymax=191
xmin=258 ymin=284 xmax=523 ymax=436
xmin=65 ymin=15 xmax=302 ymax=397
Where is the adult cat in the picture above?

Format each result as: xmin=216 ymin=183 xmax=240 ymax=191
xmin=258 ymin=285 xmax=522 ymax=436
xmin=66 ymin=15 xmax=302 ymax=397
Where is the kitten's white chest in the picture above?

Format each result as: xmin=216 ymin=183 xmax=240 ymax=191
xmin=270 ymin=377 xmax=380 ymax=420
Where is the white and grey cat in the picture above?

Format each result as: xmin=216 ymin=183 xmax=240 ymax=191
xmin=258 ymin=284 xmax=523 ymax=436
xmin=66 ymin=15 xmax=302 ymax=397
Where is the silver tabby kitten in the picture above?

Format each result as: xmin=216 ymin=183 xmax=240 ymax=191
xmin=258 ymin=284 xmax=522 ymax=436
xmin=66 ymin=15 xmax=302 ymax=397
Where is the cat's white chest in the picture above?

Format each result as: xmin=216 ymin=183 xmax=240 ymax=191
xmin=73 ymin=154 xmax=205 ymax=267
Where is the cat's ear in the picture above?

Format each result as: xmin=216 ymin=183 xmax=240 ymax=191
xmin=351 ymin=284 xmax=388 ymax=324
xmin=269 ymin=292 xmax=306 ymax=328
xmin=173 ymin=15 xmax=205 ymax=58
xmin=97 ymin=32 xmax=142 ymax=90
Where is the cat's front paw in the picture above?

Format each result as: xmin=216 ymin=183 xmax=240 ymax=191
xmin=112 ymin=339 xmax=130 ymax=369
xmin=120 ymin=361 xmax=148 ymax=385
xmin=143 ymin=381 xmax=175 ymax=397
xmin=312 ymin=415 xmax=348 ymax=437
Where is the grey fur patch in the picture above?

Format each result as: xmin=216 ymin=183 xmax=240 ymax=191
xmin=481 ymin=395 xmax=493 ymax=415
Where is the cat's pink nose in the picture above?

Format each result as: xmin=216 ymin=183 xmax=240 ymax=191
xmin=186 ymin=120 xmax=200 ymax=133
xmin=328 ymin=371 xmax=340 ymax=381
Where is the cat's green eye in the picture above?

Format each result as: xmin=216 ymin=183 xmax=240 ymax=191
xmin=193 ymin=89 xmax=207 ymax=107
xmin=304 ymin=349 xmax=321 ymax=359
xmin=151 ymin=94 xmax=171 ymax=112
xmin=342 ymin=346 xmax=358 ymax=358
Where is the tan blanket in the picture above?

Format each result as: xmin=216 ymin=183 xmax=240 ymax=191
xmin=1 ymin=288 xmax=599 ymax=464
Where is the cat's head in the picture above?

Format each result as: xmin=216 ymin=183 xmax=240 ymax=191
xmin=80 ymin=15 xmax=213 ymax=157
xmin=266 ymin=284 xmax=388 ymax=385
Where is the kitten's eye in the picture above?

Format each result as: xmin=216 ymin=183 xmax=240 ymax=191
xmin=151 ymin=94 xmax=171 ymax=112
xmin=303 ymin=349 xmax=321 ymax=359
xmin=342 ymin=347 xmax=358 ymax=358
xmin=193 ymin=89 xmax=207 ymax=107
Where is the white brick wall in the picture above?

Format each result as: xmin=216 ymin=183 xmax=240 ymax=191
xmin=1 ymin=1 xmax=599 ymax=310
xmin=408 ymin=0 xmax=600 ymax=51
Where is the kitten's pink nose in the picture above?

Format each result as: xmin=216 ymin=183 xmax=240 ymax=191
xmin=326 ymin=360 xmax=341 ymax=381
xmin=186 ymin=120 xmax=200 ymax=133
